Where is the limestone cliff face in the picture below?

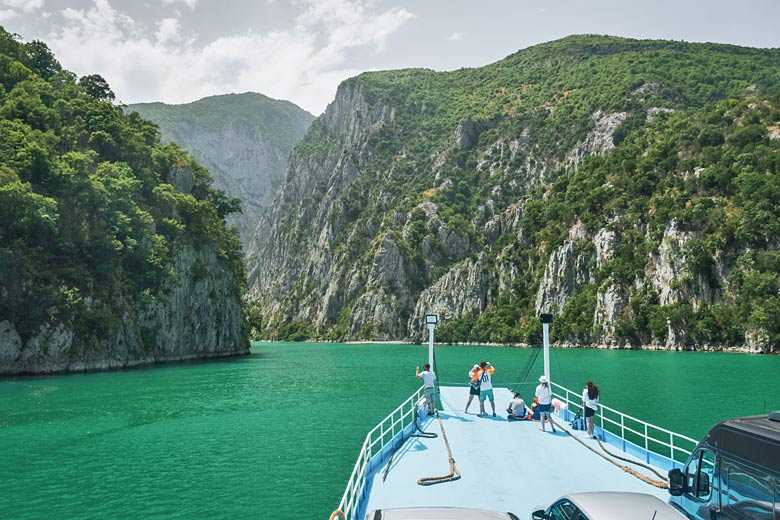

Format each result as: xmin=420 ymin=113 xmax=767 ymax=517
xmin=130 ymin=93 xmax=314 ymax=250
xmin=0 ymin=244 xmax=246 ymax=375
xmin=248 ymin=81 xmax=397 ymax=335
xmin=248 ymin=92 xmax=773 ymax=352
xmin=0 ymin=163 xmax=248 ymax=375
xmin=245 ymin=38 xmax=780 ymax=352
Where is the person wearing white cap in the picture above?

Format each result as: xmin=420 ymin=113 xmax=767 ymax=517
xmin=535 ymin=375 xmax=555 ymax=432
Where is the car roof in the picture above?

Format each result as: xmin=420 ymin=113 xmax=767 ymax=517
xmin=562 ymin=492 xmax=685 ymax=520
xmin=367 ymin=507 xmax=516 ymax=519
xmin=703 ymin=413 xmax=780 ymax=473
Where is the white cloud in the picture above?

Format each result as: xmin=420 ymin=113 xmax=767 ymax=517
xmin=155 ymin=17 xmax=181 ymax=45
xmin=449 ymin=32 xmax=463 ymax=41
xmin=160 ymin=0 xmax=198 ymax=8
xmin=43 ymin=0 xmax=414 ymax=114
xmin=1 ymin=0 xmax=44 ymax=14
xmin=0 ymin=8 xmax=18 ymax=21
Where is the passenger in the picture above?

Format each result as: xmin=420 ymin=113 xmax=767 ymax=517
xmin=464 ymin=364 xmax=481 ymax=414
xmin=506 ymin=392 xmax=528 ymax=421
xmin=530 ymin=397 xmax=541 ymax=420
xmin=535 ymin=375 xmax=556 ymax=432
xmin=582 ymin=380 xmax=600 ymax=439
xmin=476 ymin=361 xmax=496 ymax=418
xmin=415 ymin=363 xmax=437 ymax=415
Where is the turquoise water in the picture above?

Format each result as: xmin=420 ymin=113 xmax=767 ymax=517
xmin=1 ymin=343 xmax=779 ymax=519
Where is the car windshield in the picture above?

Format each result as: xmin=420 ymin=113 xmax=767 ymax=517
xmin=548 ymin=499 xmax=588 ymax=520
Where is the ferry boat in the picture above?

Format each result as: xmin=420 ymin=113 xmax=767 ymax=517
xmin=329 ymin=315 xmax=700 ymax=519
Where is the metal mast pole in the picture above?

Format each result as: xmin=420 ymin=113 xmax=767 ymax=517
xmin=541 ymin=314 xmax=553 ymax=382
xmin=425 ymin=315 xmax=438 ymax=370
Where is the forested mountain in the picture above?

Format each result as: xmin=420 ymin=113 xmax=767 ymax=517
xmin=129 ymin=94 xmax=314 ymax=250
xmin=247 ymin=35 xmax=780 ymax=353
xmin=0 ymin=27 xmax=248 ymax=374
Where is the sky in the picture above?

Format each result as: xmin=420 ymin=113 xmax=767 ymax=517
xmin=1 ymin=0 xmax=780 ymax=116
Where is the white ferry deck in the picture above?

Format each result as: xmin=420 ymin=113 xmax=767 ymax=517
xmin=362 ymin=386 xmax=671 ymax=517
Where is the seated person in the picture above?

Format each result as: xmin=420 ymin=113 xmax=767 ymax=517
xmin=530 ymin=397 xmax=541 ymax=421
xmin=506 ymin=392 xmax=529 ymax=421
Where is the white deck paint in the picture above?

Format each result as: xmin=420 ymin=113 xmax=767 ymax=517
xmin=364 ymin=386 xmax=669 ymax=517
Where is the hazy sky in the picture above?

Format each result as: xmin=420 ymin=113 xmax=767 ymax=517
xmin=2 ymin=0 xmax=779 ymax=115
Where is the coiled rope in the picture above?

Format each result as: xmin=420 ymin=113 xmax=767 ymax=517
xmin=382 ymin=408 xmax=437 ymax=482
xmin=417 ymin=411 xmax=461 ymax=486
xmin=551 ymin=416 xmax=669 ymax=489
xmin=328 ymin=509 xmax=346 ymax=520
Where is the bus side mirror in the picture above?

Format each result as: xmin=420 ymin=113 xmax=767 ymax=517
xmin=668 ymin=468 xmax=684 ymax=496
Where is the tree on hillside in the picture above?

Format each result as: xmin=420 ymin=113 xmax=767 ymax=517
xmin=79 ymin=74 xmax=116 ymax=102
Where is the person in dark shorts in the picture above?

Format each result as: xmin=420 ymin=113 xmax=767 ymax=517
xmin=582 ymin=380 xmax=600 ymax=438
xmin=465 ymin=364 xmax=480 ymax=413
xmin=535 ymin=375 xmax=555 ymax=432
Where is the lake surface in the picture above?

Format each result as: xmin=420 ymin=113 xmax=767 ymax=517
xmin=1 ymin=342 xmax=779 ymax=519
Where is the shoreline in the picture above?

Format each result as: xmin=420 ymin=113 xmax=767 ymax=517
xmin=253 ymin=339 xmax=776 ymax=354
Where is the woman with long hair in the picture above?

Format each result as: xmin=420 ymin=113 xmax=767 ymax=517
xmin=582 ymin=381 xmax=600 ymax=438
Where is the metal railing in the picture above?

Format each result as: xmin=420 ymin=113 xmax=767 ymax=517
xmin=333 ymin=383 xmax=699 ymax=518
xmin=552 ymin=382 xmax=698 ymax=465
xmin=333 ymin=385 xmax=426 ymax=520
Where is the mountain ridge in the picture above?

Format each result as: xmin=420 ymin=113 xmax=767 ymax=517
xmin=130 ymin=92 xmax=314 ymax=249
xmin=0 ymin=26 xmax=249 ymax=375
xmin=246 ymin=34 xmax=780 ymax=352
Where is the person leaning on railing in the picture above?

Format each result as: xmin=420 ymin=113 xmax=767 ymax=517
xmin=582 ymin=381 xmax=600 ymax=439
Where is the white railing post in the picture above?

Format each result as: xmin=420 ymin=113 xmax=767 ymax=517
xmin=550 ymin=382 xmax=696 ymax=467
xmin=338 ymin=383 xmax=700 ymax=520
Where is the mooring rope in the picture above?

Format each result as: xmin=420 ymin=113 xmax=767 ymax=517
xmin=551 ymin=416 xmax=668 ymax=489
xmin=328 ymin=509 xmax=346 ymax=520
xmin=382 ymin=408 xmax=437 ymax=482
xmin=594 ymin=436 xmax=668 ymax=482
xmin=417 ymin=411 xmax=461 ymax=486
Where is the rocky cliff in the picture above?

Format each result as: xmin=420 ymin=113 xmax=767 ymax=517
xmin=130 ymin=93 xmax=314 ymax=249
xmin=0 ymin=245 xmax=245 ymax=374
xmin=0 ymin=163 xmax=248 ymax=376
xmin=246 ymin=35 xmax=780 ymax=352
xmin=0 ymin=28 xmax=249 ymax=375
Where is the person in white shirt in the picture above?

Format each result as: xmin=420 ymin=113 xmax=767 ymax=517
xmin=582 ymin=380 xmax=600 ymax=438
xmin=476 ymin=361 xmax=496 ymax=417
xmin=535 ymin=375 xmax=556 ymax=432
xmin=416 ymin=363 xmax=437 ymax=414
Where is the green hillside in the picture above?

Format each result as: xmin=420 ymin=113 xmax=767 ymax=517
xmin=0 ymin=26 xmax=246 ymax=368
xmin=129 ymin=93 xmax=314 ymax=249
xmin=130 ymin=92 xmax=313 ymax=151
xmin=249 ymin=35 xmax=780 ymax=351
